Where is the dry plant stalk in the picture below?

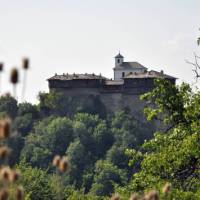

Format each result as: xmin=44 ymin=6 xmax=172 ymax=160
xmin=52 ymin=155 xmax=61 ymax=167
xmin=0 ymin=63 xmax=3 ymax=94
xmin=145 ymin=190 xmax=159 ymax=200
xmin=10 ymin=68 xmax=19 ymax=85
xmin=0 ymin=118 xmax=11 ymax=139
xmin=52 ymin=155 xmax=70 ymax=173
xmin=129 ymin=193 xmax=138 ymax=200
xmin=16 ymin=186 xmax=24 ymax=200
xmin=162 ymin=183 xmax=171 ymax=194
xmin=0 ymin=147 xmax=11 ymax=159
xmin=0 ymin=188 xmax=9 ymax=200
xmin=0 ymin=118 xmax=24 ymax=200
xmin=110 ymin=193 xmax=120 ymax=200
xmin=0 ymin=57 xmax=30 ymax=200
xmin=22 ymin=58 xmax=29 ymax=70
xmin=0 ymin=63 xmax=3 ymax=72
xmin=21 ymin=58 xmax=29 ymax=101
xmin=10 ymin=68 xmax=19 ymax=98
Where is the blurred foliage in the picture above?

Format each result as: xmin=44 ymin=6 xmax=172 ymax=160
xmin=116 ymin=79 xmax=200 ymax=199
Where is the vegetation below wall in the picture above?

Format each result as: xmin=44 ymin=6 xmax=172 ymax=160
xmin=0 ymin=79 xmax=199 ymax=199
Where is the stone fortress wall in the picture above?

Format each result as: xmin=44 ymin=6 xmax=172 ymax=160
xmin=48 ymin=76 xmax=175 ymax=120
xmin=47 ymin=53 xmax=176 ymax=122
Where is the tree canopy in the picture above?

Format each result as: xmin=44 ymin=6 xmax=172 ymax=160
xmin=0 ymin=78 xmax=199 ymax=199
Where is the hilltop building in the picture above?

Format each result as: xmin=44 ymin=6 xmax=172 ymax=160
xmin=114 ymin=53 xmax=147 ymax=80
xmin=48 ymin=53 xmax=176 ymax=115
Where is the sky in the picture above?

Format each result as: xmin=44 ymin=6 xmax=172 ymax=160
xmin=0 ymin=0 xmax=199 ymax=103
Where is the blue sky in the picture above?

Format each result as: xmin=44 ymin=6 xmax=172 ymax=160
xmin=0 ymin=0 xmax=199 ymax=103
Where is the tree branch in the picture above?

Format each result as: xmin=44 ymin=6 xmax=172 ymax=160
xmin=186 ymin=53 xmax=200 ymax=80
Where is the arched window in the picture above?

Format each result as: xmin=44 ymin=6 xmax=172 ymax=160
xmin=117 ymin=59 xmax=120 ymax=63
xmin=122 ymin=72 xmax=125 ymax=77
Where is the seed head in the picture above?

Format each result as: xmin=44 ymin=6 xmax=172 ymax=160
xmin=0 ymin=118 xmax=11 ymax=139
xmin=22 ymin=58 xmax=29 ymax=70
xmin=10 ymin=68 xmax=19 ymax=84
xmin=16 ymin=186 xmax=24 ymax=200
xmin=129 ymin=193 xmax=138 ymax=200
xmin=0 ymin=188 xmax=9 ymax=200
xmin=110 ymin=194 xmax=120 ymax=200
xmin=146 ymin=190 xmax=159 ymax=200
xmin=0 ymin=63 xmax=3 ymax=72
xmin=0 ymin=146 xmax=11 ymax=159
xmin=0 ymin=167 xmax=11 ymax=182
xmin=4 ymin=93 xmax=11 ymax=98
xmin=162 ymin=183 xmax=171 ymax=194
xmin=10 ymin=170 xmax=20 ymax=183
xmin=59 ymin=157 xmax=70 ymax=172
xmin=52 ymin=155 xmax=61 ymax=167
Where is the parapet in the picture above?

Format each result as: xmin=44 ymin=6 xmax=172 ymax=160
xmin=47 ymin=71 xmax=176 ymax=93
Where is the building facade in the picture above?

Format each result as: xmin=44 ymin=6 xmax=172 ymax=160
xmin=47 ymin=53 xmax=176 ymax=116
xmin=113 ymin=53 xmax=147 ymax=80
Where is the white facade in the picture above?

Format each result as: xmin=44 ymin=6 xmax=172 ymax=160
xmin=114 ymin=68 xmax=145 ymax=80
xmin=113 ymin=53 xmax=147 ymax=80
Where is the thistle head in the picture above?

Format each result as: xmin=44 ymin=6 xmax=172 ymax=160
xmin=10 ymin=68 xmax=19 ymax=84
xmin=0 ymin=63 xmax=3 ymax=72
xmin=162 ymin=183 xmax=171 ymax=194
xmin=22 ymin=58 xmax=29 ymax=70
xmin=129 ymin=193 xmax=138 ymax=200
xmin=59 ymin=156 xmax=70 ymax=172
xmin=0 ymin=146 xmax=11 ymax=159
xmin=52 ymin=155 xmax=61 ymax=167
xmin=110 ymin=193 xmax=120 ymax=200
xmin=0 ymin=118 xmax=11 ymax=139
xmin=145 ymin=190 xmax=159 ymax=200
xmin=10 ymin=170 xmax=21 ymax=183
xmin=0 ymin=167 xmax=11 ymax=182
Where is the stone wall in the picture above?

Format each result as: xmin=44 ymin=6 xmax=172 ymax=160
xmin=100 ymin=92 xmax=147 ymax=121
xmin=48 ymin=77 xmax=175 ymax=123
xmin=51 ymin=87 xmax=148 ymax=122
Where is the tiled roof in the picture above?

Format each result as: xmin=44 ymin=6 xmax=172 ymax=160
xmin=48 ymin=73 xmax=107 ymax=81
xmin=114 ymin=62 xmax=147 ymax=70
xmin=124 ymin=70 xmax=176 ymax=79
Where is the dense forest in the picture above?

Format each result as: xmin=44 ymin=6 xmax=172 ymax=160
xmin=0 ymin=77 xmax=199 ymax=200
xmin=0 ymin=37 xmax=199 ymax=200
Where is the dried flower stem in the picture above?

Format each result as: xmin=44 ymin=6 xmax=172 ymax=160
xmin=21 ymin=70 xmax=27 ymax=102
xmin=13 ymin=85 xmax=17 ymax=99
xmin=0 ymin=63 xmax=3 ymax=94
xmin=21 ymin=58 xmax=29 ymax=101
xmin=0 ymin=75 xmax=1 ymax=95
xmin=10 ymin=68 xmax=19 ymax=99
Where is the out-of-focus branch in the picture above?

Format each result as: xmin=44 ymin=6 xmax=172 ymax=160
xmin=186 ymin=53 xmax=200 ymax=81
